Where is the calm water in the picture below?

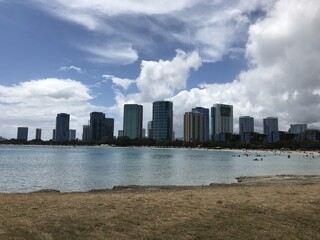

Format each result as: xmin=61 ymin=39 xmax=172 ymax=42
xmin=0 ymin=145 xmax=320 ymax=192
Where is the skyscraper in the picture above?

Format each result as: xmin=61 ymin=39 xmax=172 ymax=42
xmin=17 ymin=127 xmax=28 ymax=141
xmin=89 ymin=112 xmax=106 ymax=141
xmin=263 ymin=117 xmax=278 ymax=135
xmin=289 ymin=124 xmax=307 ymax=134
xmin=82 ymin=125 xmax=91 ymax=141
xmin=192 ymin=107 xmax=209 ymax=141
xmin=184 ymin=112 xmax=204 ymax=142
xmin=147 ymin=121 xmax=153 ymax=139
xmin=123 ymin=104 xmax=143 ymax=139
xmin=89 ymin=112 xmax=114 ymax=141
xmin=211 ymin=104 xmax=233 ymax=140
xmin=105 ymin=118 xmax=114 ymax=139
xmin=35 ymin=128 xmax=42 ymax=140
xmin=239 ymin=116 xmax=254 ymax=134
xmin=69 ymin=129 xmax=76 ymax=141
xmin=152 ymin=101 xmax=173 ymax=141
xmin=55 ymin=113 xmax=70 ymax=142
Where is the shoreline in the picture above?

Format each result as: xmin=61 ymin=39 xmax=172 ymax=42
xmin=2 ymin=174 xmax=320 ymax=195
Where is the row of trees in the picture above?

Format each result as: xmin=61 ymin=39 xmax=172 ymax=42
xmin=1 ymin=137 xmax=320 ymax=151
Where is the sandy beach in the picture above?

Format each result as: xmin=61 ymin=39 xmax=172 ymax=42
xmin=1 ymin=175 xmax=320 ymax=240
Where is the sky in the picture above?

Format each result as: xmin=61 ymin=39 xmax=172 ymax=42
xmin=1 ymin=0 xmax=320 ymax=140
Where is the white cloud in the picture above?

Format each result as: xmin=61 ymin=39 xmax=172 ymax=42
xmin=0 ymin=78 xmax=108 ymax=140
xmin=102 ymin=74 xmax=135 ymax=90
xmin=80 ymin=42 xmax=138 ymax=65
xmin=59 ymin=66 xmax=83 ymax=73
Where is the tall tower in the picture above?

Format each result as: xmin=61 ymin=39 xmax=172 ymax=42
xmin=89 ymin=112 xmax=106 ymax=141
xmin=184 ymin=112 xmax=204 ymax=142
xmin=192 ymin=107 xmax=209 ymax=141
xmin=35 ymin=128 xmax=42 ymax=140
xmin=263 ymin=117 xmax=278 ymax=135
xmin=55 ymin=113 xmax=70 ymax=142
xmin=211 ymin=104 xmax=233 ymax=140
xmin=152 ymin=101 xmax=173 ymax=141
xmin=239 ymin=116 xmax=254 ymax=134
xmin=123 ymin=104 xmax=143 ymax=139
xmin=17 ymin=127 xmax=28 ymax=141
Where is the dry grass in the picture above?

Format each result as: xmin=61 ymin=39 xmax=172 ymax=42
xmin=1 ymin=183 xmax=320 ymax=240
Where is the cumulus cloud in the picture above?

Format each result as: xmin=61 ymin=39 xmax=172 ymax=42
xmin=80 ymin=42 xmax=138 ymax=65
xmin=108 ymin=0 xmax=320 ymax=137
xmin=0 ymin=78 xmax=107 ymax=140
xmin=102 ymin=74 xmax=135 ymax=90
xmin=59 ymin=66 xmax=83 ymax=73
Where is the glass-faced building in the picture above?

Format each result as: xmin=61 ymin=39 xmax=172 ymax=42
xmin=263 ymin=117 xmax=278 ymax=135
xmin=17 ymin=127 xmax=28 ymax=141
xmin=55 ymin=113 xmax=70 ymax=142
xmin=123 ymin=104 xmax=143 ymax=139
xmin=152 ymin=101 xmax=173 ymax=141
xmin=89 ymin=112 xmax=114 ymax=141
xmin=239 ymin=116 xmax=254 ymax=134
xmin=211 ymin=104 xmax=233 ymax=140
xmin=192 ymin=107 xmax=210 ymax=141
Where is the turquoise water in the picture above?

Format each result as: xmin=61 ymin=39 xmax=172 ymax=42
xmin=0 ymin=145 xmax=320 ymax=192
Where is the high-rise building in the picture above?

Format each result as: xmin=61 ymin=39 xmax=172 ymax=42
xmin=152 ymin=101 xmax=173 ymax=141
xmin=69 ymin=129 xmax=76 ymax=141
xmin=52 ymin=129 xmax=56 ymax=141
xmin=118 ymin=130 xmax=124 ymax=138
xmin=184 ymin=112 xmax=204 ymax=142
xmin=289 ymin=124 xmax=307 ymax=134
xmin=82 ymin=125 xmax=91 ymax=141
xmin=35 ymin=128 xmax=42 ymax=140
xmin=211 ymin=104 xmax=233 ymax=140
xmin=192 ymin=107 xmax=209 ymax=141
xmin=55 ymin=113 xmax=70 ymax=142
xmin=239 ymin=116 xmax=254 ymax=134
xmin=123 ymin=104 xmax=143 ymax=139
xmin=17 ymin=127 xmax=28 ymax=141
xmin=263 ymin=117 xmax=278 ymax=135
xmin=147 ymin=121 xmax=153 ymax=139
xmin=105 ymin=118 xmax=114 ymax=139
xmin=89 ymin=112 xmax=114 ymax=141
xmin=89 ymin=112 xmax=106 ymax=141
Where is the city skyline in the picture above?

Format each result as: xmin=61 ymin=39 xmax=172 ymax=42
xmin=1 ymin=1 xmax=320 ymax=140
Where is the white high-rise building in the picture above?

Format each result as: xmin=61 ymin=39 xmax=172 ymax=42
xmin=211 ymin=104 xmax=233 ymax=140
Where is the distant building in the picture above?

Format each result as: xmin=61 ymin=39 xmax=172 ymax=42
xmin=118 ymin=130 xmax=124 ymax=138
xmin=268 ymin=131 xmax=295 ymax=143
xmin=90 ymin=112 xmax=106 ymax=141
xmin=239 ymin=116 xmax=254 ymax=134
xmin=142 ymin=129 xmax=146 ymax=138
xmin=184 ymin=111 xmax=204 ymax=142
xmin=69 ymin=129 xmax=76 ymax=141
xmin=105 ymin=118 xmax=114 ymax=139
xmin=52 ymin=129 xmax=56 ymax=141
xmin=192 ymin=107 xmax=210 ymax=141
xmin=55 ymin=113 xmax=70 ymax=142
xmin=305 ymin=129 xmax=320 ymax=141
xmin=263 ymin=117 xmax=278 ymax=135
xmin=123 ymin=104 xmax=143 ymax=139
xmin=211 ymin=104 xmax=233 ymax=141
xmin=152 ymin=101 xmax=173 ymax=141
xmin=147 ymin=121 xmax=153 ymax=139
xmin=289 ymin=124 xmax=307 ymax=134
xmin=17 ymin=127 xmax=28 ymax=141
xmin=89 ymin=112 xmax=114 ymax=141
xmin=35 ymin=128 xmax=42 ymax=140
xmin=82 ymin=125 xmax=91 ymax=142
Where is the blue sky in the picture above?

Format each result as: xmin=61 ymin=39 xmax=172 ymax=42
xmin=1 ymin=0 xmax=320 ymax=140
